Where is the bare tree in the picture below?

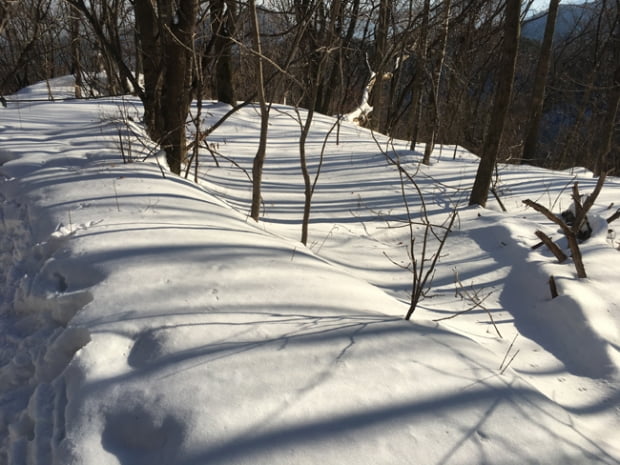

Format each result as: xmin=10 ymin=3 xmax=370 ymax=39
xmin=64 ymin=0 xmax=199 ymax=175
xmin=368 ymin=0 xmax=392 ymax=133
xmin=68 ymin=3 xmax=83 ymax=98
xmin=593 ymin=21 xmax=620 ymax=176
xmin=0 ymin=0 xmax=57 ymax=94
xmin=377 ymin=137 xmax=458 ymax=319
xmin=249 ymin=0 xmax=270 ymax=221
xmin=408 ymin=0 xmax=430 ymax=150
xmin=521 ymin=0 xmax=560 ymax=165
xmin=422 ymin=0 xmax=451 ymax=165
xmin=469 ymin=0 xmax=521 ymax=207
xmin=210 ymin=0 xmax=236 ymax=105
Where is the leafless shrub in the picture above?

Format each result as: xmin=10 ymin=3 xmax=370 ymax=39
xmin=374 ymin=134 xmax=459 ymax=320
xmin=432 ymin=270 xmax=502 ymax=338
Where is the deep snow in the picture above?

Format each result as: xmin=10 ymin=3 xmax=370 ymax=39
xmin=0 ymin=77 xmax=619 ymax=464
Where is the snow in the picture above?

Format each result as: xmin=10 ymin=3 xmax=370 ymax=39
xmin=1 ymin=77 xmax=619 ymax=465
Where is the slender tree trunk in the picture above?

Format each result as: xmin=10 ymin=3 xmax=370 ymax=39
xmin=250 ymin=0 xmax=269 ymax=221
xmin=422 ymin=0 xmax=451 ymax=165
xmin=299 ymin=53 xmax=329 ymax=245
xmin=409 ymin=0 xmax=430 ymax=150
xmin=69 ymin=7 xmax=82 ymax=98
xmin=371 ymin=0 xmax=391 ymax=133
xmin=299 ymin=106 xmax=315 ymax=245
xmin=65 ymin=0 xmax=142 ymax=100
xmin=594 ymin=62 xmax=620 ymax=176
xmin=469 ymin=0 xmax=521 ymax=207
xmin=521 ymin=0 xmax=560 ymax=165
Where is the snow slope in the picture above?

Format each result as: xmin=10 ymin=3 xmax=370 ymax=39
xmin=1 ymin=78 xmax=619 ymax=464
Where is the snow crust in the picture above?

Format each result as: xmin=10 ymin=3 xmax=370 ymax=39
xmin=1 ymin=79 xmax=619 ymax=464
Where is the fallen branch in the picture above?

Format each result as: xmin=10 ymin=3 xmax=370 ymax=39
xmin=534 ymin=230 xmax=567 ymax=262
xmin=523 ymin=198 xmax=586 ymax=278
xmin=523 ymin=174 xmax=608 ymax=279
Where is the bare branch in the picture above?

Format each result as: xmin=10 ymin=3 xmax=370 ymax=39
xmin=534 ymin=230 xmax=567 ymax=262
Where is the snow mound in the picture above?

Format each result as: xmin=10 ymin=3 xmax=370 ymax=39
xmin=1 ymin=80 xmax=619 ymax=464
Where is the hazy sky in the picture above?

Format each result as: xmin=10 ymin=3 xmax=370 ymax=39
xmin=528 ymin=0 xmax=586 ymax=14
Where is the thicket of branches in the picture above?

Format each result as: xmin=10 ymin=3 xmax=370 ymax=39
xmin=0 ymin=0 xmax=618 ymax=175
xmin=1 ymin=0 xmax=617 ymax=319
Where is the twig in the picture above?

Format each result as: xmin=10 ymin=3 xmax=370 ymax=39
xmin=499 ymin=333 xmax=519 ymax=371
xmin=500 ymin=349 xmax=520 ymax=375
xmin=435 ymin=273 xmax=502 ymax=338
xmin=490 ymin=187 xmax=507 ymax=212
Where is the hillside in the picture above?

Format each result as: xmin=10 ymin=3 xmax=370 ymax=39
xmin=522 ymin=1 xmax=598 ymax=41
xmin=1 ymin=78 xmax=619 ymax=464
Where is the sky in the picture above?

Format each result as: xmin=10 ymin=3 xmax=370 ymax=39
xmin=529 ymin=0 xmax=587 ymax=14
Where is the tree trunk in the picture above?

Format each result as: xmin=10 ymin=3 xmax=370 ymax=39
xmin=521 ymin=0 xmax=560 ymax=165
xmin=409 ymin=0 xmax=430 ymax=150
xmin=133 ymin=0 xmax=163 ymax=140
xmin=250 ymin=0 xmax=269 ymax=221
xmin=422 ymin=0 xmax=451 ymax=165
xmin=69 ymin=7 xmax=82 ymax=98
xmin=370 ymin=0 xmax=391 ymax=133
xmin=132 ymin=0 xmax=198 ymax=175
xmin=211 ymin=0 xmax=236 ymax=105
xmin=469 ymin=0 xmax=521 ymax=207
xmin=594 ymin=62 xmax=620 ymax=175
xmin=159 ymin=0 xmax=198 ymax=174
xmin=299 ymin=106 xmax=315 ymax=245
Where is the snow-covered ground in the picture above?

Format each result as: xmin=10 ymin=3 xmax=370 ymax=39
xmin=1 ymin=77 xmax=619 ymax=464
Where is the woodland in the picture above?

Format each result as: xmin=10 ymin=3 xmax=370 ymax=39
xmin=2 ymin=2 xmax=620 ymax=463
xmin=1 ymin=0 xmax=618 ymax=183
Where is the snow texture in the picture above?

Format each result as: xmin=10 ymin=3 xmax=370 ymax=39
xmin=0 ymin=77 xmax=619 ymax=465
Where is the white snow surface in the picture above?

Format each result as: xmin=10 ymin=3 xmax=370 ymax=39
xmin=1 ymin=77 xmax=619 ymax=464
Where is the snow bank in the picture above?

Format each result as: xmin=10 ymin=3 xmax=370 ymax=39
xmin=1 ymin=80 xmax=619 ymax=464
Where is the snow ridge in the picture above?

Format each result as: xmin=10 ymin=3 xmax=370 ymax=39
xmin=0 ymin=163 xmax=97 ymax=465
xmin=1 ymin=79 xmax=619 ymax=464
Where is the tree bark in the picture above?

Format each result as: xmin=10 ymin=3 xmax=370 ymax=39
xmin=535 ymin=230 xmax=567 ymax=262
xmin=131 ymin=0 xmax=198 ymax=174
xmin=521 ymin=0 xmax=560 ymax=165
xmin=159 ymin=0 xmax=198 ymax=174
xmin=211 ymin=0 xmax=236 ymax=105
xmin=469 ymin=0 xmax=521 ymax=207
xmin=132 ymin=0 xmax=163 ymax=139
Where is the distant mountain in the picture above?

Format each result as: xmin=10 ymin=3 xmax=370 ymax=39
xmin=522 ymin=2 xmax=598 ymax=42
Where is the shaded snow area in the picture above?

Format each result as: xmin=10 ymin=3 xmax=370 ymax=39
xmin=1 ymin=78 xmax=619 ymax=464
